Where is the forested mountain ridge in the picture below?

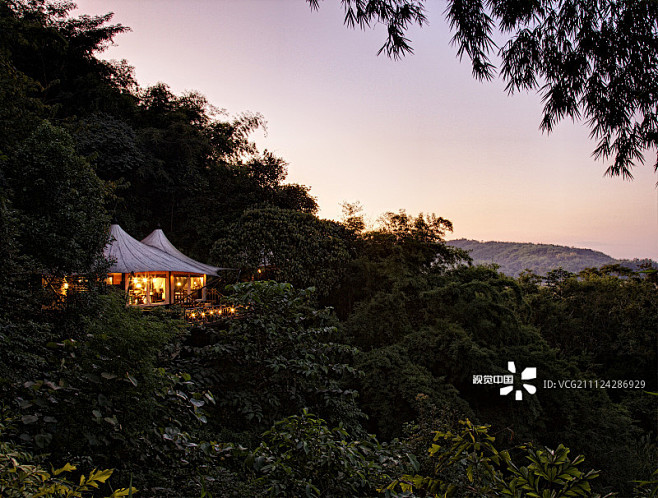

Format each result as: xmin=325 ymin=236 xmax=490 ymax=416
xmin=448 ymin=238 xmax=658 ymax=276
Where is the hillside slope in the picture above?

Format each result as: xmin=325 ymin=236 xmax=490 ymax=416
xmin=447 ymin=239 xmax=637 ymax=276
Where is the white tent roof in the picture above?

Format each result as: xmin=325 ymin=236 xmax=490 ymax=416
xmin=104 ymin=224 xmax=215 ymax=275
xmin=141 ymin=228 xmax=222 ymax=276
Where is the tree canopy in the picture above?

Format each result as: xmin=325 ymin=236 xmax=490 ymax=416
xmin=308 ymin=0 xmax=658 ymax=179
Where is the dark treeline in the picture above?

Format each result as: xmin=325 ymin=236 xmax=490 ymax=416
xmin=0 ymin=2 xmax=656 ymax=496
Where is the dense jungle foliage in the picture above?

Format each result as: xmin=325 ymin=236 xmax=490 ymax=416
xmin=0 ymin=1 xmax=656 ymax=496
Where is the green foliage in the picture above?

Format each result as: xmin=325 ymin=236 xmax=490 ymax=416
xmin=631 ymin=392 xmax=658 ymax=497
xmin=0 ymin=49 xmax=45 ymax=154
xmin=634 ymin=467 xmax=658 ymax=498
xmin=74 ymin=113 xmax=145 ymax=181
xmin=367 ymin=211 xmax=462 ymax=271
xmin=333 ymin=210 xmax=467 ymax=319
xmin=6 ymin=121 xmax=109 ymax=275
xmin=340 ymin=217 xmax=647 ymax=493
xmin=0 ymin=0 xmax=130 ymax=119
xmin=0 ymin=417 xmax=135 ymax=497
xmin=340 ymin=201 xmax=366 ymax=234
xmin=79 ymin=292 xmax=181 ymax=382
xmin=212 ymin=207 xmax=352 ymax=296
xmin=0 ymin=119 xmax=110 ymax=393
xmin=1 ymin=0 xmax=318 ymax=263
xmin=355 ymin=340 xmax=471 ymax=438
xmin=180 ymin=281 xmax=364 ymax=436
xmin=8 ymin=292 xmax=209 ymax=493
xmin=386 ymin=419 xmax=608 ymax=497
xmin=88 ymin=81 xmax=318 ymax=258
xmin=250 ymin=410 xmax=404 ymax=497
xmin=520 ymin=269 xmax=658 ymax=435
xmin=344 ymin=248 xmax=538 ymax=437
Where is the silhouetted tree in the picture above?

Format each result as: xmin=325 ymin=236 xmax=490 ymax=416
xmin=308 ymin=0 xmax=658 ymax=177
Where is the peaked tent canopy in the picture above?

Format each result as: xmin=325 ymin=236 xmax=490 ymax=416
xmin=104 ymin=224 xmax=215 ymax=275
xmin=141 ymin=228 xmax=222 ymax=276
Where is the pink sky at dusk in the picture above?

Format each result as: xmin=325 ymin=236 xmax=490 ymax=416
xmin=74 ymin=0 xmax=658 ymax=260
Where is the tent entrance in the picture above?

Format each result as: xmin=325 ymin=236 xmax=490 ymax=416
xmin=117 ymin=271 xmax=207 ymax=306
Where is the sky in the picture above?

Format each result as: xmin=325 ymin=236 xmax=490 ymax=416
xmin=74 ymin=0 xmax=658 ymax=260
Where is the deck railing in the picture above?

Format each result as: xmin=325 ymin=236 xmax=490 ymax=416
xmin=175 ymin=286 xmax=222 ymax=307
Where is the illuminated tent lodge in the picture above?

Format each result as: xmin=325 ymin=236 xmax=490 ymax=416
xmin=104 ymin=224 xmax=223 ymax=306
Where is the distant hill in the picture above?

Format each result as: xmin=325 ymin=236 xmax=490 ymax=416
xmin=447 ymin=239 xmax=657 ymax=277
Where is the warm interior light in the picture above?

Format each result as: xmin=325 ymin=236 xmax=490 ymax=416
xmin=63 ymin=283 xmax=69 ymax=289
xmin=230 ymin=307 xmax=235 ymax=313
xmin=135 ymin=284 xmax=142 ymax=289
xmin=257 ymin=268 xmax=262 ymax=274
xmin=176 ymin=282 xmax=181 ymax=286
